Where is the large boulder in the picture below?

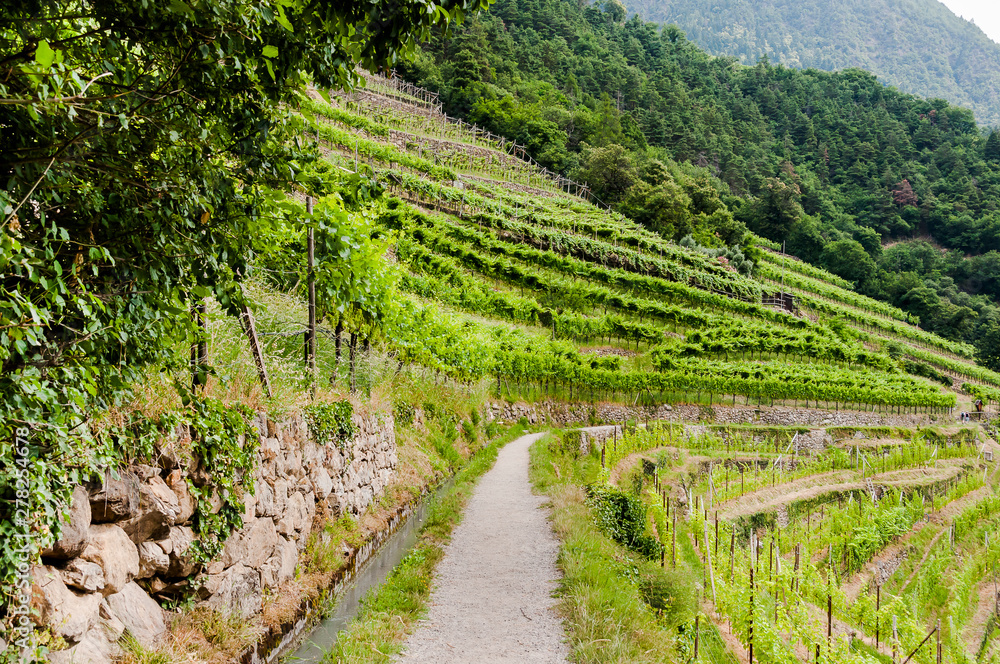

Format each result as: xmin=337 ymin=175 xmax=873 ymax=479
xmin=276 ymin=538 xmax=297 ymax=583
xmin=277 ymin=491 xmax=308 ymax=536
xmin=137 ymin=542 xmax=170 ymax=579
xmin=89 ymin=473 xmax=139 ymax=523
xmin=103 ymin=582 xmax=167 ymax=649
xmin=255 ymin=478 xmax=276 ymax=518
xmin=220 ymin=517 xmax=278 ymax=570
xmin=119 ymin=477 xmax=179 ymax=544
xmin=31 ymin=566 xmax=102 ymax=643
xmin=42 ymin=486 xmax=92 ymax=561
xmin=47 ymin=627 xmax=119 ymax=664
xmin=259 ymin=537 xmax=298 ymax=588
xmin=310 ymin=465 xmax=334 ymax=500
xmin=165 ymin=525 xmax=198 ymax=577
xmin=164 ymin=470 xmax=195 ymax=525
xmin=79 ymin=524 xmax=139 ymax=596
xmin=203 ymin=563 xmax=262 ymax=619
xmin=260 ymin=437 xmax=282 ymax=479
xmin=60 ymin=559 xmax=105 ymax=594
xmin=272 ymin=477 xmax=289 ymax=515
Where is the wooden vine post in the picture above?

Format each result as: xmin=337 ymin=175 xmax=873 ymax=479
xmin=827 ymin=592 xmax=832 ymax=653
xmin=875 ymin=584 xmax=880 ymax=650
xmin=238 ymin=303 xmax=272 ymax=397
xmin=332 ymin=319 xmax=343 ymax=384
xmin=693 ymin=614 xmax=700 ymax=660
xmin=672 ymin=512 xmax=677 ymax=569
xmin=794 ymin=544 xmax=800 ymax=592
xmin=714 ymin=511 xmax=719 ymax=558
xmin=749 ymin=566 xmax=754 ymax=663
xmin=893 ymin=615 xmax=898 ymax=663
xmin=730 ymin=525 xmax=736 ymax=581
xmin=349 ymin=331 xmax=357 ymax=393
xmin=704 ymin=521 xmax=716 ymax=604
xmin=306 ymin=196 xmax=317 ymax=396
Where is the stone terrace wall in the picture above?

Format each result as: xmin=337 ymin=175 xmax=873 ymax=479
xmin=35 ymin=410 xmax=395 ymax=664
xmin=487 ymin=401 xmax=940 ymax=429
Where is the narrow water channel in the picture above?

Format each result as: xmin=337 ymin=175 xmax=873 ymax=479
xmin=286 ymin=480 xmax=452 ymax=662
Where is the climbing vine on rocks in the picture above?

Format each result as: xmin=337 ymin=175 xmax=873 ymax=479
xmin=182 ymin=400 xmax=259 ymax=566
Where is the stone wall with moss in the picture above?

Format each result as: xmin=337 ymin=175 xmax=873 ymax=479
xmin=31 ymin=407 xmax=395 ymax=664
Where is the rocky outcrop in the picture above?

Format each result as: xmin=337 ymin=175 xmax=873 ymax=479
xmin=103 ymin=582 xmax=168 ymax=647
xmin=79 ymin=524 xmax=139 ymax=596
xmin=577 ymin=426 xmax=622 ymax=455
xmin=34 ymin=408 xmax=396 ymax=662
xmin=794 ymin=428 xmax=833 ymax=452
xmin=31 ymin=565 xmax=103 ymax=643
xmin=89 ymin=474 xmax=140 ymax=523
xmin=203 ymin=563 xmax=262 ymax=619
xmin=41 ymin=486 xmax=92 ymax=560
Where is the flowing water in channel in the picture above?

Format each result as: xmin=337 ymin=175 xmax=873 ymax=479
xmin=286 ymin=480 xmax=451 ymax=662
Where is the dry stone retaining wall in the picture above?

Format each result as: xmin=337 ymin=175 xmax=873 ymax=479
xmin=35 ymin=409 xmax=396 ymax=664
xmin=487 ymin=401 xmax=939 ymax=429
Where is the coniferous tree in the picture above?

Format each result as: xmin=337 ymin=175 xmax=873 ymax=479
xmin=986 ymin=131 xmax=1000 ymax=162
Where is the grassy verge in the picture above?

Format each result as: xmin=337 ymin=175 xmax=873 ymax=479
xmin=318 ymin=421 xmax=530 ymax=663
xmin=530 ymin=430 xmax=737 ymax=664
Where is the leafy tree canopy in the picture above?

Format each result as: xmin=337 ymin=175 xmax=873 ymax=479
xmin=0 ymin=0 xmax=483 ymax=604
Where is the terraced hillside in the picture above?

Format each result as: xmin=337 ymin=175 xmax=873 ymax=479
xmin=296 ymin=72 xmax=1000 ymax=417
xmin=593 ymin=421 xmax=1000 ymax=663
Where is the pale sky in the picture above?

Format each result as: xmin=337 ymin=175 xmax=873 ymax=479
xmin=939 ymin=0 xmax=1000 ymax=44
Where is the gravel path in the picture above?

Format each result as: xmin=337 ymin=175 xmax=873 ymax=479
xmin=397 ymin=432 xmax=569 ymax=664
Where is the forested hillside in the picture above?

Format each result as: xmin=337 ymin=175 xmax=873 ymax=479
xmin=618 ymin=0 xmax=1000 ymax=128
xmin=398 ymin=0 xmax=1000 ymax=368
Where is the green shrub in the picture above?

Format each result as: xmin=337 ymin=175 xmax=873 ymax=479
xmin=585 ymin=484 xmax=662 ymax=560
xmin=394 ymin=401 xmax=415 ymax=427
xmin=557 ymin=430 xmax=584 ymax=456
xmin=304 ymin=400 xmax=356 ymax=447
xmin=431 ymin=432 xmax=462 ymax=470
xmin=460 ymin=419 xmax=476 ymax=442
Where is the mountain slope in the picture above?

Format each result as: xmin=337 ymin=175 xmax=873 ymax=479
xmin=295 ymin=73 xmax=984 ymax=414
xmin=399 ymin=0 xmax=1000 ymax=366
xmin=621 ymin=0 xmax=1000 ymax=126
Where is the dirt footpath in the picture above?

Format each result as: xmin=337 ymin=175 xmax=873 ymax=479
xmin=396 ymin=432 xmax=569 ymax=663
xmin=718 ymin=463 xmax=966 ymax=520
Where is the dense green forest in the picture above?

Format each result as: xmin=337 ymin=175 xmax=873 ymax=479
xmin=617 ymin=0 xmax=1000 ymax=128
xmin=398 ymin=0 xmax=1000 ymax=369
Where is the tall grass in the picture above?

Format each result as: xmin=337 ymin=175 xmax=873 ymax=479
xmin=531 ymin=433 xmax=739 ymax=664
xmin=128 ymin=278 xmax=405 ymax=418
